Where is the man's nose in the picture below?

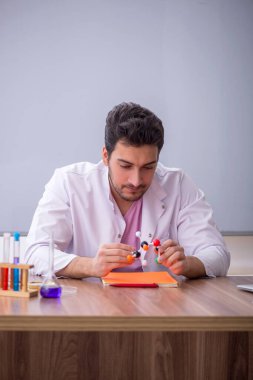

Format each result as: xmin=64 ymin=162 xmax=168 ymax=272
xmin=129 ymin=170 xmax=142 ymax=187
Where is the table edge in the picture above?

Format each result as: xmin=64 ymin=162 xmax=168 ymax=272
xmin=0 ymin=316 xmax=252 ymax=331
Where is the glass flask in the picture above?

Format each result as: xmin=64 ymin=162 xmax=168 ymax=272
xmin=40 ymin=236 xmax=62 ymax=298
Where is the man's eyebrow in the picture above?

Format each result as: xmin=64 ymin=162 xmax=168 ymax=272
xmin=117 ymin=159 xmax=157 ymax=166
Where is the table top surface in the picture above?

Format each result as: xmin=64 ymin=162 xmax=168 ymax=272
xmin=0 ymin=275 xmax=252 ymax=331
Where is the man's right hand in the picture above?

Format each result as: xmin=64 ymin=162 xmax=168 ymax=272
xmin=56 ymin=243 xmax=135 ymax=279
xmin=91 ymin=243 xmax=135 ymax=277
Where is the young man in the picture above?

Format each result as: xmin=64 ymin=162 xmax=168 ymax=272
xmin=25 ymin=102 xmax=230 ymax=279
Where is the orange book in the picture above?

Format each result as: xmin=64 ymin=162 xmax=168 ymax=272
xmin=101 ymin=271 xmax=179 ymax=287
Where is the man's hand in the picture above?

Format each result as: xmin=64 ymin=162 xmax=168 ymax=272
xmin=56 ymin=242 xmax=135 ymax=279
xmin=91 ymin=243 xmax=135 ymax=277
xmin=158 ymin=239 xmax=206 ymax=278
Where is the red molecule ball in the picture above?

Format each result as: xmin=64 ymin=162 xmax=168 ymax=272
xmin=152 ymin=239 xmax=160 ymax=247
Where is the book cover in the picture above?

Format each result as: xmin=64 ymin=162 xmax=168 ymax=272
xmin=101 ymin=271 xmax=179 ymax=287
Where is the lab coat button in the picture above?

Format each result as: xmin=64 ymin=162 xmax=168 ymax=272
xmin=118 ymin=234 xmax=121 ymax=238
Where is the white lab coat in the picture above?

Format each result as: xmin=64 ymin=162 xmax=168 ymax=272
xmin=25 ymin=161 xmax=230 ymax=277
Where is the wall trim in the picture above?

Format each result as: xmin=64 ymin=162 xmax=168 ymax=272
xmin=221 ymin=231 xmax=253 ymax=236
xmin=1 ymin=231 xmax=253 ymax=237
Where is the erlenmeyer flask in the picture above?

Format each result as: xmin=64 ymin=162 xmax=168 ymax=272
xmin=40 ymin=235 xmax=62 ymax=298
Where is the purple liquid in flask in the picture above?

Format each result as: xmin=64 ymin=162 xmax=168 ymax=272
xmin=40 ymin=284 xmax=62 ymax=298
xmin=40 ymin=235 xmax=62 ymax=299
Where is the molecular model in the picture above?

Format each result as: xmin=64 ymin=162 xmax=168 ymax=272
xmin=127 ymin=231 xmax=161 ymax=267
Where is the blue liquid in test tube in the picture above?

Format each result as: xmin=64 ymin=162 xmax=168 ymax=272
xmin=13 ymin=232 xmax=20 ymax=291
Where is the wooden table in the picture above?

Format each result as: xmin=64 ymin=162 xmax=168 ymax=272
xmin=0 ymin=276 xmax=252 ymax=380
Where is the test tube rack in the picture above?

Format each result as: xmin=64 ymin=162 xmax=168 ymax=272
xmin=0 ymin=263 xmax=38 ymax=298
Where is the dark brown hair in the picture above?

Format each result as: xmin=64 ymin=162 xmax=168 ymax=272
xmin=105 ymin=102 xmax=164 ymax=157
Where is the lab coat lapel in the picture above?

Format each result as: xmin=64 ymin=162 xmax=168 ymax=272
xmin=141 ymin=176 xmax=166 ymax=243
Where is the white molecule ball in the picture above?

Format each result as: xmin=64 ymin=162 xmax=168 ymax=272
xmin=135 ymin=231 xmax=141 ymax=238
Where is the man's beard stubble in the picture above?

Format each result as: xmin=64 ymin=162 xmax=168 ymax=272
xmin=108 ymin=168 xmax=147 ymax=202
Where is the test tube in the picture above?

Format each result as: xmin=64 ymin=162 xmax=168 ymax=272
xmin=1 ymin=233 xmax=11 ymax=290
xmin=13 ymin=231 xmax=20 ymax=264
xmin=13 ymin=231 xmax=20 ymax=291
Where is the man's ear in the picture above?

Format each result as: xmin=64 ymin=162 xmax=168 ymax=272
xmin=102 ymin=146 xmax=109 ymax=166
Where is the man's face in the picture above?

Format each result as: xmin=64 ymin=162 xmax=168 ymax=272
xmin=102 ymin=141 xmax=158 ymax=203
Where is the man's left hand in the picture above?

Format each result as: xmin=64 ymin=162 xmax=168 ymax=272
xmin=158 ymin=239 xmax=206 ymax=278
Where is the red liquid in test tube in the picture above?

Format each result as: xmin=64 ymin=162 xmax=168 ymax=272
xmin=1 ymin=233 xmax=11 ymax=290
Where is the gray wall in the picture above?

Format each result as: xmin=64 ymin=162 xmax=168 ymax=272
xmin=1 ymin=0 xmax=253 ymax=233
